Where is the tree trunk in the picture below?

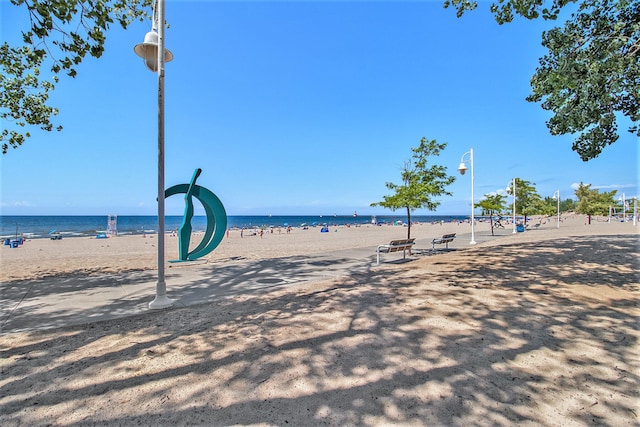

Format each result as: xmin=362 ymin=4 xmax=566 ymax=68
xmin=490 ymin=213 xmax=494 ymax=236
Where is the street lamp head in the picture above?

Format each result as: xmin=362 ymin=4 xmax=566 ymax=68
xmin=134 ymin=30 xmax=173 ymax=72
xmin=457 ymin=162 xmax=468 ymax=175
xmin=506 ymin=185 xmax=512 ymax=195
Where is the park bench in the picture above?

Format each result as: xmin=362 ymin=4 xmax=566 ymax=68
xmin=376 ymin=238 xmax=415 ymax=265
xmin=431 ymin=233 xmax=456 ymax=250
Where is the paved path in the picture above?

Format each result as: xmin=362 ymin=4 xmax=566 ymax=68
xmin=1 ymin=230 xmax=506 ymax=334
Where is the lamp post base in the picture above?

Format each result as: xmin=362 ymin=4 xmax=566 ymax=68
xmin=148 ymin=295 xmax=175 ymax=309
xmin=470 ymin=240 xmax=477 ymax=245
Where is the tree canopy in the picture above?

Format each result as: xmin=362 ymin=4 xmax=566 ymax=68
xmin=1 ymin=0 xmax=152 ymax=154
xmin=574 ymin=182 xmax=618 ymax=218
xmin=507 ymin=177 xmax=543 ymax=223
xmin=476 ymin=193 xmax=507 ymax=235
xmin=371 ymin=137 xmax=456 ymax=239
xmin=444 ymin=0 xmax=640 ymax=161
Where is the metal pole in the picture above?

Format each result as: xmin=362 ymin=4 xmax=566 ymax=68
xmin=470 ymin=148 xmax=476 ymax=244
xmin=512 ymin=178 xmax=517 ymax=234
xmin=556 ymin=190 xmax=560 ymax=228
xmin=622 ymin=193 xmax=626 ymax=222
xmin=149 ymin=0 xmax=173 ymax=309
xmin=634 ymin=198 xmax=637 ymax=226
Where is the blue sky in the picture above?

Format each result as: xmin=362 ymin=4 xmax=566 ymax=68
xmin=1 ymin=0 xmax=637 ymax=216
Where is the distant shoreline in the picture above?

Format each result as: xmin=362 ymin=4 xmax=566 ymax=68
xmin=1 ymin=214 xmax=476 ymax=240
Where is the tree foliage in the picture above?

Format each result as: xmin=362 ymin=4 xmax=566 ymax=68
xmin=476 ymin=193 xmax=506 ymax=235
xmin=540 ymin=195 xmax=575 ymax=215
xmin=371 ymin=137 xmax=456 ymax=239
xmin=560 ymin=197 xmax=576 ymax=212
xmin=541 ymin=196 xmax=561 ymax=216
xmin=574 ymin=182 xmax=618 ymax=218
xmin=444 ymin=0 xmax=640 ymax=161
xmin=1 ymin=0 xmax=153 ymax=154
xmin=507 ymin=177 xmax=543 ymax=223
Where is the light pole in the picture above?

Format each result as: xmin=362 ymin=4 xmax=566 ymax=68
xmin=618 ymin=193 xmax=626 ymax=222
xmin=134 ymin=0 xmax=175 ymax=309
xmin=634 ymin=198 xmax=637 ymax=226
xmin=457 ymin=148 xmax=476 ymax=245
xmin=552 ymin=190 xmax=560 ymax=228
xmin=506 ymin=178 xmax=517 ymax=233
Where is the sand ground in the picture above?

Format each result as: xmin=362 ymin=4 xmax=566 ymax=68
xmin=1 ymin=215 xmax=638 ymax=426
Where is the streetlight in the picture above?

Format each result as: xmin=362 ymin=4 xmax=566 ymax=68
xmin=134 ymin=0 xmax=175 ymax=309
xmin=552 ymin=190 xmax=560 ymax=228
xmin=506 ymin=178 xmax=517 ymax=233
xmin=457 ymin=148 xmax=476 ymax=245
xmin=618 ymin=193 xmax=626 ymax=222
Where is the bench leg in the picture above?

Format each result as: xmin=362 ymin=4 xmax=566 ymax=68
xmin=377 ymin=248 xmax=381 ymax=265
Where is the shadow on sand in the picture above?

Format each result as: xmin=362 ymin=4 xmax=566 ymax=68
xmin=1 ymin=234 xmax=638 ymax=426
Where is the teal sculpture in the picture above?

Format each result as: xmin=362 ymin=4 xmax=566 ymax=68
xmin=165 ymin=168 xmax=227 ymax=262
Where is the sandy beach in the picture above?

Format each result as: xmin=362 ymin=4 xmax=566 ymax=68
xmin=0 ymin=218 xmax=501 ymax=282
xmin=1 ymin=214 xmax=638 ymax=426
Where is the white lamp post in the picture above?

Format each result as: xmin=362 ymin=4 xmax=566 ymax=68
xmin=134 ymin=0 xmax=175 ymax=309
xmin=618 ymin=193 xmax=626 ymax=222
xmin=634 ymin=198 xmax=637 ymax=226
xmin=506 ymin=178 xmax=517 ymax=233
xmin=457 ymin=148 xmax=476 ymax=245
xmin=552 ymin=190 xmax=560 ymax=228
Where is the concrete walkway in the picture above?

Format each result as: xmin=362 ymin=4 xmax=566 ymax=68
xmin=1 ymin=231 xmax=505 ymax=335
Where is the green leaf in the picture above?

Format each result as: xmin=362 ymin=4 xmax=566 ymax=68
xmin=1 ymin=0 xmax=153 ymax=153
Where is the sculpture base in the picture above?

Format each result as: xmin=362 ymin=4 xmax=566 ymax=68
xmin=148 ymin=295 xmax=175 ymax=310
xmin=168 ymin=259 xmax=208 ymax=265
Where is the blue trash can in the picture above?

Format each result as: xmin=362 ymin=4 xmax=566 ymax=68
xmin=11 ymin=240 xmax=19 ymax=248
xmin=3 ymin=239 xmax=10 ymax=246
xmin=516 ymin=224 xmax=525 ymax=232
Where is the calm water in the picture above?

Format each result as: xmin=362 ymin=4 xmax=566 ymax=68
xmin=0 ymin=215 xmax=469 ymax=239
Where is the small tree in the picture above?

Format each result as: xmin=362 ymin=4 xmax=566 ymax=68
xmin=508 ymin=177 xmax=542 ymax=225
xmin=574 ymin=182 xmax=618 ymax=223
xmin=476 ymin=193 xmax=506 ymax=236
xmin=371 ymin=137 xmax=456 ymax=240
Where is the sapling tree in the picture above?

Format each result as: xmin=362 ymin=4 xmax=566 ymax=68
xmin=371 ymin=137 xmax=456 ymax=240
xmin=476 ymin=193 xmax=506 ymax=236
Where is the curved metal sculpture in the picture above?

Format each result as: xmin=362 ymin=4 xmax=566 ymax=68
xmin=165 ymin=168 xmax=227 ymax=261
